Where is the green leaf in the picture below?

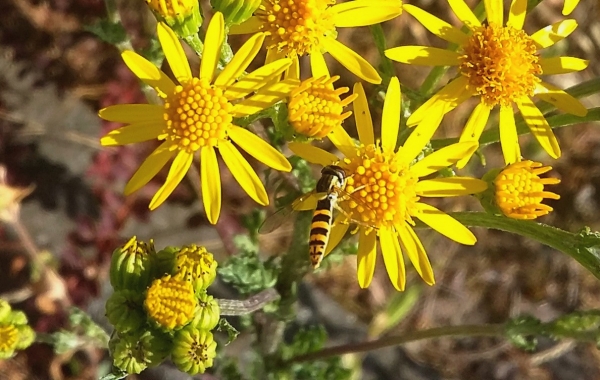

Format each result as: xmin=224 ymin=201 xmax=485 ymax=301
xmin=217 ymin=318 xmax=240 ymax=345
xmin=86 ymin=20 xmax=127 ymax=45
xmin=445 ymin=212 xmax=600 ymax=281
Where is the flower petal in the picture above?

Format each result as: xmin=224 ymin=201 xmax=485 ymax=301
xmin=415 ymin=202 xmax=476 ymax=245
xmin=287 ymin=55 xmax=301 ymax=81
xmin=381 ymin=77 xmax=401 ymax=153
xmin=325 ymin=214 xmax=350 ymax=255
xmin=456 ymin=103 xmax=492 ymax=168
xmin=288 ymin=142 xmax=338 ymax=166
xmin=507 ymin=0 xmax=527 ymax=30
xmin=219 ymin=140 xmax=269 ymax=205
xmin=121 ymin=51 xmax=175 ymax=95
xmin=228 ymin=16 xmax=263 ymax=34
xmin=100 ymin=120 xmax=164 ymax=146
xmin=562 ymin=0 xmax=580 ymax=15
xmin=149 ymin=150 xmax=193 ymax=210
xmin=539 ymin=56 xmax=589 ymax=75
xmin=357 ymin=228 xmax=377 ymax=288
xmin=517 ymin=97 xmax=561 ymax=159
xmin=322 ymin=37 xmax=381 ymax=84
xmin=225 ymin=59 xmax=293 ymax=100
xmin=232 ymin=77 xmax=297 ymax=117
xmin=403 ymin=4 xmax=469 ymax=45
xmin=379 ymin=227 xmax=406 ymax=291
xmin=535 ymin=81 xmax=588 ymax=117
xmin=229 ymin=126 xmax=292 ymax=171
xmin=124 ymin=141 xmax=175 ymax=195
xmin=484 ymin=0 xmax=503 ymax=26
xmin=99 ymin=104 xmax=165 ymax=123
xmin=410 ymin=141 xmax=478 ymax=177
xmin=200 ymin=12 xmax=225 ymax=82
xmin=310 ymin=51 xmax=330 ymax=78
xmin=396 ymin=109 xmax=444 ymax=165
xmin=531 ymin=20 xmax=578 ymax=49
xmin=329 ymin=125 xmax=357 ymax=158
xmin=448 ymin=0 xmax=481 ymax=30
xmin=406 ymin=76 xmax=471 ymax=127
xmin=215 ymin=32 xmax=266 ymax=87
xmin=499 ymin=105 xmax=521 ymax=164
xmin=416 ymin=177 xmax=488 ymax=197
xmin=396 ymin=223 xmax=434 ymax=285
xmin=157 ymin=22 xmax=191 ymax=83
xmin=353 ymin=83 xmax=374 ymax=145
xmin=201 ymin=146 xmax=221 ymax=225
xmin=332 ymin=0 xmax=402 ymax=27
xmin=385 ymin=46 xmax=461 ymax=66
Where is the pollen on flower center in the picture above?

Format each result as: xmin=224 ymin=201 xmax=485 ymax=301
xmin=257 ymin=0 xmax=337 ymax=56
xmin=0 ymin=324 xmax=18 ymax=352
xmin=162 ymin=77 xmax=233 ymax=152
xmin=494 ymin=160 xmax=561 ymax=219
xmin=459 ymin=24 xmax=542 ymax=107
xmin=342 ymin=144 xmax=419 ymax=229
xmin=288 ymin=75 xmax=356 ymax=138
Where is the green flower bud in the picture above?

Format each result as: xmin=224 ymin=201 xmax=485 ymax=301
xmin=15 ymin=324 xmax=35 ymax=350
xmin=145 ymin=274 xmax=197 ymax=331
xmin=0 ymin=323 xmax=19 ymax=359
xmin=176 ymin=244 xmax=218 ymax=292
xmin=210 ymin=0 xmax=261 ymax=25
xmin=191 ymin=293 xmax=220 ymax=331
xmin=105 ymin=290 xmax=146 ymax=334
xmin=139 ymin=328 xmax=173 ymax=367
xmin=110 ymin=236 xmax=155 ymax=292
xmin=152 ymin=246 xmax=179 ymax=278
xmin=111 ymin=332 xmax=148 ymax=374
xmin=146 ymin=0 xmax=202 ymax=38
xmin=0 ymin=299 xmax=11 ymax=322
xmin=172 ymin=326 xmax=217 ymax=375
xmin=8 ymin=310 xmax=27 ymax=326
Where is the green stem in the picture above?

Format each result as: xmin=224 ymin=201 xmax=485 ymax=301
xmin=184 ymin=34 xmax=204 ymax=55
xmin=287 ymin=324 xmax=504 ymax=363
xmin=369 ymin=24 xmax=394 ymax=88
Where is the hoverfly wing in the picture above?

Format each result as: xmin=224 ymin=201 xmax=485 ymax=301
xmin=258 ymin=191 xmax=318 ymax=234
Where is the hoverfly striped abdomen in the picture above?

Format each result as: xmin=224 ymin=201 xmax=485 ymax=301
xmin=308 ymin=198 xmax=335 ymax=268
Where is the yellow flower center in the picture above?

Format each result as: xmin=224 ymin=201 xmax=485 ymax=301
xmin=342 ymin=144 xmax=419 ymax=229
xmin=146 ymin=0 xmax=194 ymax=17
xmin=0 ymin=324 xmax=19 ymax=353
xmin=494 ymin=160 xmax=561 ymax=220
xmin=176 ymin=245 xmax=218 ymax=291
xmin=145 ymin=275 xmax=197 ymax=330
xmin=256 ymin=0 xmax=337 ymax=56
xmin=288 ymin=76 xmax=356 ymax=138
xmin=459 ymin=24 xmax=542 ymax=107
xmin=161 ymin=78 xmax=234 ymax=153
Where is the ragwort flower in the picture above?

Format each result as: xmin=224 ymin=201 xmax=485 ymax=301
xmin=228 ymin=0 xmax=403 ymax=84
xmin=100 ymin=13 xmax=294 ymax=224
xmin=385 ymin=0 xmax=588 ymax=166
xmin=289 ymin=77 xmax=488 ymax=290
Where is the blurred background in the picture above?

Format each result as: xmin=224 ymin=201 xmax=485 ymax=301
xmin=0 ymin=0 xmax=599 ymax=378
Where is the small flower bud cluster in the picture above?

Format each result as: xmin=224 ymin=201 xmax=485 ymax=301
xmin=145 ymin=0 xmax=202 ymax=37
xmin=106 ymin=237 xmax=220 ymax=375
xmin=0 ymin=299 xmax=35 ymax=359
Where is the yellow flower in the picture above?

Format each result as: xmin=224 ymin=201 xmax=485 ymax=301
xmin=493 ymin=160 xmax=560 ymax=219
xmin=229 ymin=0 xmax=403 ymax=84
xmin=99 ymin=13 xmax=294 ymax=224
xmin=289 ymin=77 xmax=488 ymax=290
xmin=145 ymin=274 xmax=197 ymax=330
xmin=562 ymin=0 xmax=580 ymax=15
xmin=385 ymin=0 xmax=588 ymax=166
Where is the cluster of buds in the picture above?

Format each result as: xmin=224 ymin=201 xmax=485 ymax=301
xmin=0 ymin=299 xmax=35 ymax=359
xmin=106 ymin=237 xmax=220 ymax=375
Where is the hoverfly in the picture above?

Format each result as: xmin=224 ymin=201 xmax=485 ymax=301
xmin=260 ymin=165 xmax=376 ymax=269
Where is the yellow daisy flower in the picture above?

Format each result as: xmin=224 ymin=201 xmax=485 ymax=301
xmin=289 ymin=77 xmax=488 ymax=290
xmin=99 ymin=13 xmax=294 ymax=224
xmin=228 ymin=0 xmax=403 ymax=84
xmin=385 ymin=0 xmax=588 ymax=166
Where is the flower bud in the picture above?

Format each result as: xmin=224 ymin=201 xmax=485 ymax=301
xmin=145 ymin=274 xmax=197 ymax=330
xmin=191 ymin=293 xmax=220 ymax=330
xmin=152 ymin=246 xmax=178 ymax=278
xmin=105 ymin=290 xmax=146 ymax=334
xmin=146 ymin=0 xmax=203 ymax=38
xmin=210 ymin=0 xmax=261 ymax=25
xmin=172 ymin=326 xmax=217 ymax=375
xmin=110 ymin=236 xmax=155 ymax=292
xmin=0 ymin=324 xmax=19 ymax=359
xmin=139 ymin=328 xmax=173 ymax=367
xmin=111 ymin=333 xmax=148 ymax=374
xmin=15 ymin=325 xmax=35 ymax=350
xmin=176 ymin=245 xmax=218 ymax=292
